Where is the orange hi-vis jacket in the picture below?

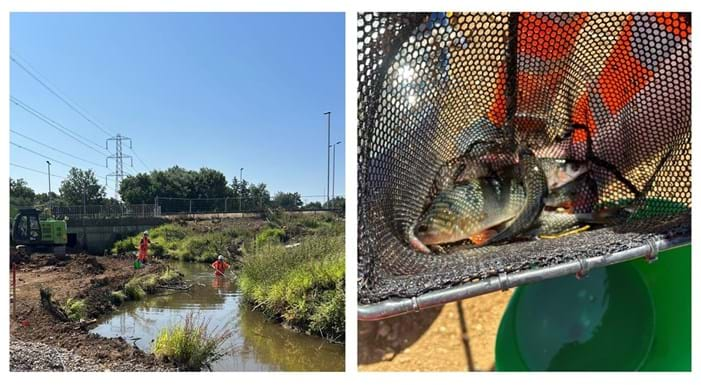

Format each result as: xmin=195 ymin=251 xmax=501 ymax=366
xmin=138 ymin=236 xmax=150 ymax=262
xmin=211 ymin=260 xmax=230 ymax=276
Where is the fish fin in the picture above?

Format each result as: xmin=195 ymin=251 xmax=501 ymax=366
xmin=468 ymin=229 xmax=499 ymax=246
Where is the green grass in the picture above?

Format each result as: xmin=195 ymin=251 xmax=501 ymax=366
xmin=152 ymin=313 xmax=232 ymax=371
xmin=64 ymin=298 xmax=87 ymax=321
xmin=124 ymin=280 xmax=146 ymax=301
xmin=111 ymin=222 xmax=253 ymax=262
xmin=255 ymin=227 xmax=286 ymax=245
xmin=110 ymin=290 xmax=128 ymax=305
xmin=238 ymin=234 xmax=345 ymax=341
xmin=122 ymin=268 xmax=182 ymax=301
xmin=160 ymin=267 xmax=181 ymax=282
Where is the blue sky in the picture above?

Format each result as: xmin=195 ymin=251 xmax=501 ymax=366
xmin=10 ymin=12 xmax=345 ymax=202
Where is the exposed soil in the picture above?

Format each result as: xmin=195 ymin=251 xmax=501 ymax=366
xmin=358 ymin=290 xmax=513 ymax=371
xmin=10 ymin=252 xmax=176 ymax=371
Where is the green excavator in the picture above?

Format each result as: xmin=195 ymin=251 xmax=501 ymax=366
xmin=11 ymin=208 xmax=67 ymax=258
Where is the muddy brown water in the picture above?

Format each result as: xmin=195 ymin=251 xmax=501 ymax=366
xmin=91 ymin=261 xmax=344 ymax=371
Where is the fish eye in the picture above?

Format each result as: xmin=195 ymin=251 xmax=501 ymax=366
xmin=416 ymin=224 xmax=429 ymax=233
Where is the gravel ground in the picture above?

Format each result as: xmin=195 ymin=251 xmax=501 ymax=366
xmin=10 ymin=340 xmax=172 ymax=372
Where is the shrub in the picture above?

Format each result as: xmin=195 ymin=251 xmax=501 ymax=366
xmin=64 ymin=298 xmax=87 ymax=321
xmin=149 ymin=242 xmax=166 ymax=257
xmin=255 ymin=227 xmax=286 ymax=245
xmin=174 ymin=233 xmax=232 ymax=262
xmin=112 ymin=238 xmax=137 ymax=254
xmin=152 ymin=313 xmax=232 ymax=371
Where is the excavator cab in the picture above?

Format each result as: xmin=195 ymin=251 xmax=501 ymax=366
xmin=12 ymin=208 xmax=42 ymax=243
xmin=11 ymin=208 xmax=67 ymax=257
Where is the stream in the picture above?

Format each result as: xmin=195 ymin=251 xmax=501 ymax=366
xmin=91 ymin=261 xmax=345 ymax=371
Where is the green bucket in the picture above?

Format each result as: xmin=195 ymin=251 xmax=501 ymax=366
xmin=495 ymin=245 xmax=690 ymax=371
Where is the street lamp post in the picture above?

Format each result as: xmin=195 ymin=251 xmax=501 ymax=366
xmin=46 ymin=161 xmax=52 ymax=211
xmin=332 ymin=141 xmax=341 ymax=205
xmin=82 ymin=190 xmax=87 ymax=249
xmin=239 ymin=168 xmax=244 ymax=212
xmin=324 ymin=112 xmax=331 ymax=205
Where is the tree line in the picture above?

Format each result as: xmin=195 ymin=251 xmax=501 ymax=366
xmin=10 ymin=168 xmax=113 ymax=208
xmin=10 ymin=166 xmax=344 ymax=212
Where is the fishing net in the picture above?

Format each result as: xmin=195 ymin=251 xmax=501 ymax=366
xmin=357 ymin=12 xmax=691 ymax=304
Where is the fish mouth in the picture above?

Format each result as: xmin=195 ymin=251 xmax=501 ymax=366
xmin=415 ymin=225 xmax=458 ymax=245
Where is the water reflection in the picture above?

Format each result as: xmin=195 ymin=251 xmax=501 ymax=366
xmin=91 ymin=261 xmax=344 ymax=371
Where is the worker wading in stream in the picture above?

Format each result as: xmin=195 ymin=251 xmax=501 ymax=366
xmin=211 ymin=255 xmax=230 ymax=276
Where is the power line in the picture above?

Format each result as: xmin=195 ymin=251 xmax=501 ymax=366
xmin=11 ymin=53 xmax=115 ymax=137
xmin=10 ymin=161 xmax=118 ymax=194
xmin=129 ymin=147 xmax=152 ymax=172
xmin=11 ymin=141 xmax=112 ymax=182
xmin=11 ymin=129 xmax=107 ymax=169
xmin=11 ymin=52 xmax=149 ymax=180
xmin=11 ymin=141 xmax=76 ymax=169
xmin=10 ymin=162 xmax=65 ymax=180
xmin=10 ymin=96 xmax=108 ymax=156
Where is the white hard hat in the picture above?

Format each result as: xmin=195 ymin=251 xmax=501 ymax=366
xmin=144 ymin=231 xmax=149 ymax=235
xmin=218 ymin=255 xmax=224 ymax=260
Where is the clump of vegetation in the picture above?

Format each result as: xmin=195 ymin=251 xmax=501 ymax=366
xmin=255 ymin=227 xmax=286 ymax=245
xmin=160 ymin=267 xmax=181 ymax=282
xmin=112 ymin=222 xmax=252 ymax=263
xmin=268 ymin=212 xmax=343 ymax=239
xmin=238 ymin=234 xmax=345 ymax=341
xmin=64 ymin=298 xmax=87 ymax=321
xmin=152 ymin=312 xmax=232 ymax=371
xmin=124 ymin=280 xmax=146 ymax=301
xmin=112 ymin=223 xmax=190 ymax=256
xmin=122 ymin=268 xmax=182 ymax=301
xmin=112 ymin=237 xmax=137 ymax=254
xmin=174 ymin=232 xmax=233 ymax=262
xmin=110 ymin=290 xmax=128 ymax=305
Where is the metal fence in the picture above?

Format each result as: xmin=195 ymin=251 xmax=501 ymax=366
xmin=157 ymin=196 xmax=344 ymax=215
xmin=41 ymin=196 xmax=344 ymax=219
xmin=50 ymin=204 xmax=159 ymax=219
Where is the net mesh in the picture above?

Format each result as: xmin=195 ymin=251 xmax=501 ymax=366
xmin=357 ymin=12 xmax=691 ymax=304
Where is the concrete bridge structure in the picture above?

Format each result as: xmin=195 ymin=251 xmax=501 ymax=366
xmin=66 ymin=217 xmax=167 ymax=254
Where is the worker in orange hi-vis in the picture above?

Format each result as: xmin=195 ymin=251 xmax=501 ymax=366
xmin=138 ymin=231 xmax=151 ymax=264
xmin=211 ymin=255 xmax=230 ymax=276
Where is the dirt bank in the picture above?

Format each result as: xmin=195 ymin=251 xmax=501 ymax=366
xmin=10 ymin=253 xmax=175 ymax=372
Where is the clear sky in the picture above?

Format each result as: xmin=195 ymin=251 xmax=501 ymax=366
xmin=10 ymin=12 xmax=345 ymax=202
